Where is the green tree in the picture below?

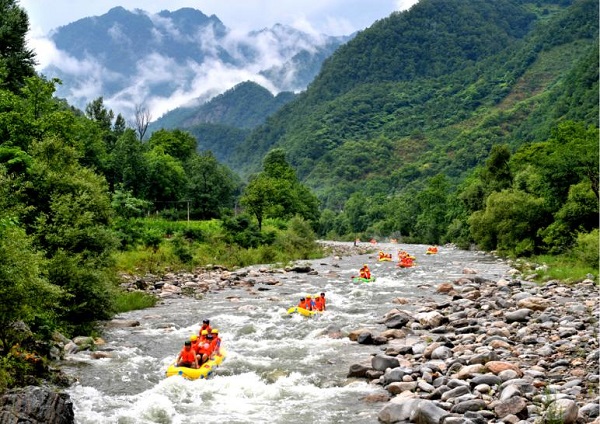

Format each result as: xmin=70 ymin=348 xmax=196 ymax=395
xmin=0 ymin=0 xmax=36 ymax=93
xmin=240 ymin=174 xmax=277 ymax=230
xmin=0 ymin=168 xmax=61 ymax=355
xmin=144 ymin=147 xmax=186 ymax=204
xmin=184 ymin=152 xmax=237 ymax=219
xmin=109 ymin=129 xmax=148 ymax=196
xmin=28 ymin=137 xmax=118 ymax=334
xmin=414 ymin=174 xmax=451 ymax=244
xmin=481 ymin=144 xmax=512 ymax=193
xmin=147 ymin=129 xmax=197 ymax=162
xmin=469 ymin=189 xmax=547 ymax=256
xmin=240 ymin=149 xmax=320 ymax=229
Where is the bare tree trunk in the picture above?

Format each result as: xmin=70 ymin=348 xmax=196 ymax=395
xmin=134 ymin=104 xmax=152 ymax=141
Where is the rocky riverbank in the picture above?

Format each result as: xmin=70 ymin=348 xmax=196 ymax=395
xmin=345 ymin=269 xmax=599 ymax=423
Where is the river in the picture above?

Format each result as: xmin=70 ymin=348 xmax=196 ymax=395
xmin=63 ymin=242 xmax=512 ymax=424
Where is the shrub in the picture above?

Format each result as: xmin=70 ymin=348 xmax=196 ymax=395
xmin=571 ymin=229 xmax=599 ymax=269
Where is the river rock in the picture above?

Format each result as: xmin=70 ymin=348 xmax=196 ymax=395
xmin=384 ymin=312 xmax=410 ymax=328
xmin=372 ymin=354 xmax=400 ymax=372
xmin=494 ymin=395 xmax=529 ymax=419
xmin=104 ymin=319 xmax=140 ymax=328
xmin=0 ymin=386 xmax=74 ymax=424
xmin=544 ymin=398 xmax=579 ymax=423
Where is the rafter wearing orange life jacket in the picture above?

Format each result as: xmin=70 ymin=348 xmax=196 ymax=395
xmin=199 ymin=319 xmax=212 ymax=342
xmin=209 ymin=329 xmax=221 ymax=355
xmin=313 ymin=292 xmax=326 ymax=311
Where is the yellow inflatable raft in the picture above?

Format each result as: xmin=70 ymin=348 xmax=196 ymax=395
xmin=165 ymin=348 xmax=227 ymax=380
xmin=287 ymin=306 xmax=322 ymax=317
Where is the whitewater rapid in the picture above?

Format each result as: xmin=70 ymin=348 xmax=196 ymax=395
xmin=62 ymin=243 xmax=511 ymax=424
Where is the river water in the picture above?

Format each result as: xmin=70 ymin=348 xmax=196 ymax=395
xmin=63 ymin=242 xmax=511 ymax=424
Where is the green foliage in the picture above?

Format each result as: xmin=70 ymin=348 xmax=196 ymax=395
xmin=184 ymin=152 xmax=238 ymax=219
xmin=170 ymin=232 xmax=194 ymax=264
xmin=221 ymin=214 xmax=275 ymax=249
xmin=111 ymin=187 xmax=151 ymax=219
xmin=147 ymin=129 xmax=197 ymax=162
xmin=143 ymin=147 xmax=186 ymax=203
xmin=241 ymin=149 xmax=320 ymax=230
xmin=469 ymin=189 xmax=548 ymax=255
xmin=108 ymin=129 xmax=148 ymax=197
xmin=112 ymin=291 xmax=157 ymax=314
xmin=570 ymin=229 xmax=599 ymax=270
xmin=273 ymin=216 xmax=320 ymax=259
xmin=0 ymin=222 xmax=61 ymax=355
xmin=0 ymin=0 xmax=36 ymax=93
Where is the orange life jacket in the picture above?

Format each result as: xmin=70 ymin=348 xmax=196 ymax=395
xmin=179 ymin=347 xmax=196 ymax=363
xmin=314 ymin=297 xmax=323 ymax=311
xmin=197 ymin=341 xmax=212 ymax=356
xmin=209 ymin=338 xmax=220 ymax=355
xmin=298 ymin=299 xmax=307 ymax=308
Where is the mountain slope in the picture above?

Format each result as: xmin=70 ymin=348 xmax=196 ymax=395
xmin=225 ymin=0 xmax=598 ymax=209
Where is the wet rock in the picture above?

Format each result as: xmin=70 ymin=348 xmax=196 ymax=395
xmin=504 ymin=309 xmax=532 ymax=323
xmin=382 ymin=311 xmax=411 ymax=329
xmin=0 ymin=386 xmax=74 ymax=424
xmin=347 ymin=363 xmax=370 ymax=378
xmin=372 ymin=354 xmax=400 ymax=372
xmin=105 ymin=319 xmax=140 ymax=328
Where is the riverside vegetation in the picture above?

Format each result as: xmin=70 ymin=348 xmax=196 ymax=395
xmin=0 ymin=0 xmax=597 ymax=413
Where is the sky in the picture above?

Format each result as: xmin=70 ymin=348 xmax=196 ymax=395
xmin=21 ymin=0 xmax=419 ymax=37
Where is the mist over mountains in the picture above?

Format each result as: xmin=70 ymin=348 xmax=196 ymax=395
xmin=39 ymin=6 xmax=351 ymax=122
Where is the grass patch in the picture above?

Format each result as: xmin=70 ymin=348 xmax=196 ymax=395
xmin=113 ymin=291 xmax=158 ymax=313
xmin=515 ymin=253 xmax=598 ymax=284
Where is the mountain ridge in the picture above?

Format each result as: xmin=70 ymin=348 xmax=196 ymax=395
xmin=41 ymin=6 xmax=351 ymax=121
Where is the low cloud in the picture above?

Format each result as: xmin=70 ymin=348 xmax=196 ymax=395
xmin=32 ymin=9 xmax=348 ymax=123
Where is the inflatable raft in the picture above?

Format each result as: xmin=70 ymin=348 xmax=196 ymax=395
xmin=165 ymin=348 xmax=226 ymax=380
xmin=377 ymin=257 xmax=393 ymax=262
xmin=352 ymin=276 xmax=376 ymax=283
xmin=287 ymin=306 xmax=321 ymax=317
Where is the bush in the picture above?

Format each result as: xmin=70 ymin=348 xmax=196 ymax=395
xmin=571 ymin=229 xmax=599 ymax=269
xmin=171 ymin=232 xmax=194 ymax=264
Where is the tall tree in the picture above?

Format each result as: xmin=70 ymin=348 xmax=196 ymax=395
xmin=184 ymin=152 xmax=237 ymax=219
xmin=240 ymin=149 xmax=320 ymax=229
xmin=0 ymin=0 xmax=36 ymax=93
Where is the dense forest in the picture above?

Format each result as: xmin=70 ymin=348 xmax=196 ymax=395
xmin=0 ymin=0 xmax=597 ymax=391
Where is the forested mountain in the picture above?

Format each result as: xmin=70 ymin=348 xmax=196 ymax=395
xmin=41 ymin=7 xmax=349 ymax=119
xmin=149 ymin=81 xmax=297 ymax=162
xmin=226 ymin=0 xmax=598 ymax=213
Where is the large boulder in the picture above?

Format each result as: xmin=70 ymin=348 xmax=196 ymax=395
xmin=0 ymin=386 xmax=74 ymax=424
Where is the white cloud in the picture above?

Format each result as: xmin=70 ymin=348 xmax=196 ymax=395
xmin=24 ymin=1 xmax=407 ymax=122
